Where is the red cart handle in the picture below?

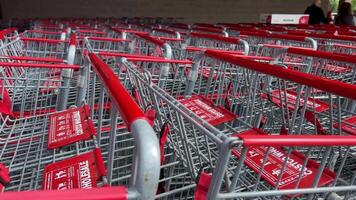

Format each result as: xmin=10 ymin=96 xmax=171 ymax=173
xmin=287 ymin=47 xmax=356 ymax=64
xmin=239 ymin=134 xmax=356 ymax=147
xmin=205 ymin=50 xmax=356 ymax=100
xmin=0 ymin=186 xmax=127 ymax=200
xmin=192 ymin=27 xmax=224 ymax=34
xmin=190 ymin=32 xmax=240 ymax=43
xmin=135 ymin=33 xmax=165 ymax=47
xmin=89 ymin=53 xmax=146 ymax=128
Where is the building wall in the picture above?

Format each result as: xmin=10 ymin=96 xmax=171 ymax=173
xmin=0 ymin=0 xmax=330 ymax=23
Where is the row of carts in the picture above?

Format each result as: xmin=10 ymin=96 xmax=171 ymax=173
xmin=0 ymin=19 xmax=355 ymax=199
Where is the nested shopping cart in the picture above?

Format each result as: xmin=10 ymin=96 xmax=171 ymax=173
xmin=0 ymin=50 xmax=160 ymax=200
xmin=118 ymin=48 xmax=356 ymax=199
xmin=232 ymin=31 xmax=318 ymax=54
xmin=183 ymin=32 xmax=249 ymax=57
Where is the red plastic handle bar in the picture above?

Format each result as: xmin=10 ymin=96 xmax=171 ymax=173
xmin=239 ymin=134 xmax=356 ymax=147
xmin=135 ymin=33 xmax=165 ymax=47
xmin=190 ymin=32 xmax=240 ymax=43
xmin=268 ymin=33 xmax=307 ymax=42
xmin=0 ymin=62 xmax=80 ymax=69
xmin=205 ymin=50 xmax=356 ymax=100
xmin=4 ymin=56 xmax=64 ymax=63
xmin=192 ymin=27 xmax=223 ymax=34
xmin=0 ymin=186 xmax=127 ymax=200
xmin=89 ymin=53 xmax=146 ymax=127
xmin=20 ymin=37 xmax=67 ymax=44
xmin=86 ymin=36 xmax=130 ymax=42
xmin=287 ymin=32 xmax=356 ymax=42
xmin=287 ymin=47 xmax=356 ymax=64
xmin=97 ymin=52 xmax=192 ymax=64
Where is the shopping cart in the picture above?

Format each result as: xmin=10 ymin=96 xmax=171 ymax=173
xmin=109 ymin=48 xmax=356 ymax=199
xmin=256 ymin=46 xmax=356 ymax=84
xmin=193 ymin=50 xmax=356 ymax=199
xmin=0 ymin=50 xmax=160 ymax=200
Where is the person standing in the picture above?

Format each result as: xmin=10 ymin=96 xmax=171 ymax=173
xmin=335 ymin=2 xmax=355 ymax=26
xmin=305 ymin=0 xmax=332 ymax=24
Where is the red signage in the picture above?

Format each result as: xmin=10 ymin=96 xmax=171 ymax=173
xmin=232 ymin=129 xmax=335 ymax=194
xmin=43 ymin=150 xmax=103 ymax=190
xmin=334 ymin=116 xmax=356 ymax=136
xmin=323 ymin=64 xmax=351 ymax=73
xmin=48 ymin=105 xmax=96 ymax=149
xmin=263 ymin=90 xmax=329 ymax=113
xmin=179 ymin=95 xmax=236 ymax=126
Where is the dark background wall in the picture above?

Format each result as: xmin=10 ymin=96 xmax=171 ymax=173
xmin=0 ymin=0 xmax=330 ymax=23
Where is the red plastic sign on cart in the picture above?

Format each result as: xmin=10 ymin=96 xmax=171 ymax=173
xmin=334 ymin=116 xmax=356 ymax=135
xmin=179 ymin=95 xmax=236 ymax=126
xmin=43 ymin=150 xmax=103 ymax=190
xmin=47 ymin=105 xmax=96 ymax=149
xmin=263 ymin=90 xmax=329 ymax=113
xmin=233 ymin=129 xmax=335 ymax=192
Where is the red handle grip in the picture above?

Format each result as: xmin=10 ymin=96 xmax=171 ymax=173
xmin=135 ymin=33 xmax=165 ymax=47
xmin=190 ymin=32 xmax=240 ymax=43
xmin=192 ymin=27 xmax=223 ymax=34
xmin=0 ymin=186 xmax=127 ymax=200
xmin=205 ymin=50 xmax=356 ymax=100
xmin=287 ymin=47 xmax=356 ymax=64
xmin=89 ymin=53 xmax=146 ymax=128
xmin=239 ymin=134 xmax=356 ymax=147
